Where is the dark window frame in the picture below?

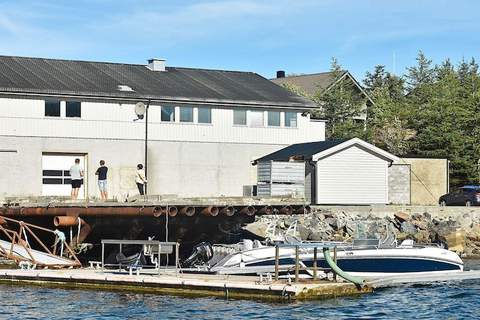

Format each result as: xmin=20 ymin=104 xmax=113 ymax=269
xmin=66 ymin=101 xmax=82 ymax=118
xmin=44 ymin=100 xmax=61 ymax=117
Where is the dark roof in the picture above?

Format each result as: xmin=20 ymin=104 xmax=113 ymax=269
xmin=254 ymin=140 xmax=346 ymax=164
xmin=0 ymin=55 xmax=314 ymax=108
xmin=271 ymin=71 xmax=340 ymax=96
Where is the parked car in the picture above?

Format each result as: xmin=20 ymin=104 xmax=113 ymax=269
xmin=439 ymin=185 xmax=480 ymax=206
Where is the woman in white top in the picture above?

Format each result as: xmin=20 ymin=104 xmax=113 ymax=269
xmin=135 ymin=164 xmax=147 ymax=195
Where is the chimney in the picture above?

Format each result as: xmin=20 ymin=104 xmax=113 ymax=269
xmin=276 ymin=70 xmax=285 ymax=78
xmin=147 ymin=58 xmax=166 ymax=72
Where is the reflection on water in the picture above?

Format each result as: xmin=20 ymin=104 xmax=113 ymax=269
xmin=1 ymin=260 xmax=480 ymax=319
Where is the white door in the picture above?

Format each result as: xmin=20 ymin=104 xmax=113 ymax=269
xmin=42 ymin=154 xmax=86 ymax=199
xmin=315 ymin=146 xmax=388 ymax=204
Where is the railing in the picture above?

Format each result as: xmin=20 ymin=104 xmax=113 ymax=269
xmin=100 ymin=239 xmax=180 ymax=275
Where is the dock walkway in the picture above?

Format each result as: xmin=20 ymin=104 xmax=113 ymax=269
xmin=0 ymin=268 xmax=371 ymax=301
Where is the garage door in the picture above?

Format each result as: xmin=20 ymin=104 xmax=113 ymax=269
xmin=42 ymin=154 xmax=86 ymax=199
xmin=315 ymin=145 xmax=388 ymax=204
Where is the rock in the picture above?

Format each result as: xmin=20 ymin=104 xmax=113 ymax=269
xmin=413 ymin=230 xmax=431 ymax=244
xmin=242 ymin=221 xmax=269 ymax=239
xmin=394 ymin=212 xmax=410 ymax=223
xmin=443 ymin=230 xmax=466 ymax=254
xmin=296 ymin=224 xmax=311 ymax=240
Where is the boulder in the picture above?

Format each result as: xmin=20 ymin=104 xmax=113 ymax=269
xmin=443 ymin=230 xmax=466 ymax=254
xmin=394 ymin=212 xmax=410 ymax=223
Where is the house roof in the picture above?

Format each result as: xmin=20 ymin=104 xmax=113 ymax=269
xmin=271 ymin=71 xmax=375 ymax=106
xmin=253 ymin=138 xmax=399 ymax=164
xmin=253 ymin=140 xmax=346 ymax=164
xmin=271 ymin=71 xmax=339 ymax=96
xmin=0 ymin=55 xmax=315 ymax=108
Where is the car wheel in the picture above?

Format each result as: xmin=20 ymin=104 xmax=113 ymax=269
xmin=466 ymin=200 xmax=472 ymax=207
xmin=440 ymin=200 xmax=446 ymax=207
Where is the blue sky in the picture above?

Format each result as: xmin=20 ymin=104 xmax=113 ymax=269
xmin=0 ymin=0 xmax=478 ymax=80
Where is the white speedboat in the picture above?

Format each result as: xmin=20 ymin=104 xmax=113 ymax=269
xmin=210 ymin=238 xmax=463 ymax=279
xmin=185 ymin=238 xmax=464 ymax=279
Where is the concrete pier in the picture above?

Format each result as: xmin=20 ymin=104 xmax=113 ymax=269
xmin=0 ymin=268 xmax=372 ymax=301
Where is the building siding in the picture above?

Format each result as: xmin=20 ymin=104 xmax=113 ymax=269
xmin=315 ymin=145 xmax=389 ymax=204
xmin=0 ymin=97 xmax=325 ymax=199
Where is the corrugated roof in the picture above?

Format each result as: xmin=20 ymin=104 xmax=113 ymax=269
xmin=0 ymin=55 xmax=314 ymax=108
xmin=254 ymin=140 xmax=346 ymax=163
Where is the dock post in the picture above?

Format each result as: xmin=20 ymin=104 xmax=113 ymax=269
xmin=101 ymin=242 xmax=104 ymax=270
xmin=274 ymin=245 xmax=279 ymax=281
xmin=175 ymin=242 xmax=179 ymax=275
xmin=158 ymin=243 xmax=161 ymax=276
xmin=295 ymin=245 xmax=299 ymax=283
xmin=333 ymin=246 xmax=337 ymax=282
xmin=313 ymin=247 xmax=318 ymax=280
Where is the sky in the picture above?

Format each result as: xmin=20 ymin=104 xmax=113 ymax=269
xmin=0 ymin=0 xmax=479 ymax=81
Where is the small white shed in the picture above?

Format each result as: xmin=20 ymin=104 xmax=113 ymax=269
xmin=254 ymin=138 xmax=399 ymax=205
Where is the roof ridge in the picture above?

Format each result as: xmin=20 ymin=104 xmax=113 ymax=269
xmin=0 ymin=54 xmax=146 ymax=67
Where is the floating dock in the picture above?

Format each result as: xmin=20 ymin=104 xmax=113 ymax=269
xmin=0 ymin=268 xmax=371 ymax=301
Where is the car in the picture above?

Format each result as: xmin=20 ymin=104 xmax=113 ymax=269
xmin=439 ymin=185 xmax=480 ymax=206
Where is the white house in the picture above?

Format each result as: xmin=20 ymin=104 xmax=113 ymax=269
xmin=254 ymin=138 xmax=399 ymax=205
xmin=0 ymin=56 xmax=325 ymax=200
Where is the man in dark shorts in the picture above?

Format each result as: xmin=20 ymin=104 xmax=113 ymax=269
xmin=69 ymin=158 xmax=84 ymax=200
xmin=95 ymin=160 xmax=108 ymax=200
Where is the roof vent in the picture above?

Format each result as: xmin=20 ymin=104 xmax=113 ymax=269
xmin=117 ymin=85 xmax=134 ymax=92
xmin=276 ymin=70 xmax=285 ymax=78
xmin=147 ymin=58 xmax=166 ymax=72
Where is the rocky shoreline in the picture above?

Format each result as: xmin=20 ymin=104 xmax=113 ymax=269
xmin=244 ymin=207 xmax=480 ymax=258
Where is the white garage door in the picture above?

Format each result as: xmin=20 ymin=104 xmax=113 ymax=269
xmin=315 ymin=145 xmax=388 ymax=204
xmin=42 ymin=154 xmax=86 ymax=199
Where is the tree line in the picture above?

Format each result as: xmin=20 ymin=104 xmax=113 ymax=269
xmin=285 ymin=52 xmax=480 ymax=186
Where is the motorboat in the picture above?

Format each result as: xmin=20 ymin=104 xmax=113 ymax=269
xmin=184 ymin=223 xmax=464 ymax=279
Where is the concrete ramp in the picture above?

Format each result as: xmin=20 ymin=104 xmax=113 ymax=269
xmin=0 ymin=239 xmax=78 ymax=267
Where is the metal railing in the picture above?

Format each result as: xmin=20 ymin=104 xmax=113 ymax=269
xmin=100 ymin=239 xmax=179 ymax=275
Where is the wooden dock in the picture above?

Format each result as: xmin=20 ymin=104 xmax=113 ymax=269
xmin=0 ymin=268 xmax=372 ymax=301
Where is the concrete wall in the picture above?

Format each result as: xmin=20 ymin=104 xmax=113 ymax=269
xmin=398 ymin=158 xmax=448 ymax=205
xmin=0 ymin=136 xmax=287 ymax=200
xmin=388 ymin=164 xmax=411 ymax=205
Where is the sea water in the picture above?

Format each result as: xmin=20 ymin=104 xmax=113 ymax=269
xmin=1 ymin=260 xmax=479 ymax=319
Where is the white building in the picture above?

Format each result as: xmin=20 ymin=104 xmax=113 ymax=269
xmin=0 ymin=56 xmax=325 ymax=200
xmin=254 ymin=138 xmax=399 ymax=205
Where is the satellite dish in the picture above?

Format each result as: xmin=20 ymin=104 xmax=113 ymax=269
xmin=135 ymin=102 xmax=146 ymax=119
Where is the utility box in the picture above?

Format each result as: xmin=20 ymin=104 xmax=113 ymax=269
xmin=256 ymin=161 xmax=305 ymax=197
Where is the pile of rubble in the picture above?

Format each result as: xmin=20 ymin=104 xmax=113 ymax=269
xmin=244 ymin=208 xmax=480 ymax=257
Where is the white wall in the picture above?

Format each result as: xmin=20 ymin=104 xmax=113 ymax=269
xmin=0 ymin=97 xmax=326 ymax=199
xmin=315 ymin=145 xmax=389 ymax=204
xmin=0 ymin=98 xmax=325 ymax=145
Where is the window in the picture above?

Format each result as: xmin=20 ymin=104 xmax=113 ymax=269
xmin=180 ymin=106 xmax=193 ymax=122
xmin=249 ymin=110 xmax=264 ymax=127
xmin=233 ymin=109 xmax=247 ymax=125
xmin=45 ymin=100 xmax=60 ymax=117
xmin=268 ymin=111 xmax=280 ymax=126
xmin=161 ymin=106 xmax=175 ymax=122
xmin=42 ymin=169 xmax=71 ymax=185
xmin=285 ymin=112 xmax=297 ymax=127
xmin=66 ymin=101 xmax=81 ymax=118
xmin=198 ymin=107 xmax=211 ymax=124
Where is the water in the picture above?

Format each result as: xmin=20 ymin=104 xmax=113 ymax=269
xmin=1 ymin=261 xmax=480 ymax=320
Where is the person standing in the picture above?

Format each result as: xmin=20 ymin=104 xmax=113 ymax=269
xmin=135 ymin=164 xmax=147 ymax=196
xmin=70 ymin=158 xmax=84 ymax=200
xmin=95 ymin=160 xmax=108 ymax=201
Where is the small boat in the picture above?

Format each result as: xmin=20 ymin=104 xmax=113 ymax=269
xmin=184 ymin=226 xmax=464 ymax=279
